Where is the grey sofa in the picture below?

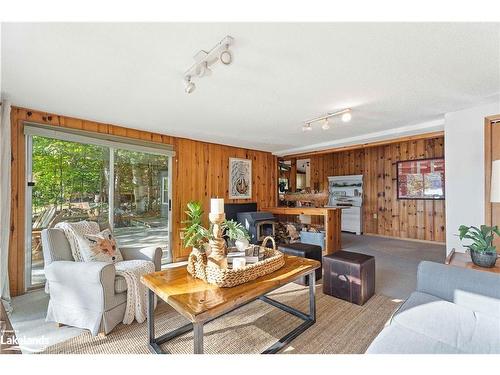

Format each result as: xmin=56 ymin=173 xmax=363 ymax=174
xmin=367 ymin=261 xmax=500 ymax=354
xmin=41 ymin=228 xmax=162 ymax=336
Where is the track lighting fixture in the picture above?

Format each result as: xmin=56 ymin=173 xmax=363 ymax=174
xmin=183 ymin=35 xmax=234 ymax=94
xmin=341 ymin=112 xmax=352 ymax=122
xmin=184 ymin=76 xmax=196 ymax=94
xmin=196 ymin=61 xmax=212 ymax=78
xmin=302 ymin=108 xmax=352 ymax=132
xmin=321 ymin=118 xmax=330 ymax=130
xmin=220 ymin=45 xmax=232 ymax=65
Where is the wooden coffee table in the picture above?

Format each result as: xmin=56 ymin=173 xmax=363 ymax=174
xmin=141 ymin=255 xmax=320 ymax=354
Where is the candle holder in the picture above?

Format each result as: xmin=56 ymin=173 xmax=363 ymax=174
xmin=207 ymin=212 xmax=228 ymax=269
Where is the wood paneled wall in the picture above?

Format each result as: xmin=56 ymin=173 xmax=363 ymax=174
xmin=307 ymin=136 xmax=446 ymax=242
xmin=172 ymin=138 xmax=277 ymax=259
xmin=9 ymin=107 xmax=277 ymax=295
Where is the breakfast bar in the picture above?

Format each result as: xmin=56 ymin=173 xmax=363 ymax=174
xmin=261 ymin=207 xmax=342 ymax=255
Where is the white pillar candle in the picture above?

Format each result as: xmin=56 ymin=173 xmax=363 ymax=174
xmin=232 ymin=257 xmax=246 ymax=270
xmin=210 ymin=198 xmax=224 ymax=214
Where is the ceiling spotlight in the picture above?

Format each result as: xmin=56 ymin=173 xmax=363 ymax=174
xmin=184 ymin=76 xmax=196 ymax=94
xmin=196 ymin=61 xmax=212 ymax=78
xmin=220 ymin=45 xmax=232 ymax=65
xmin=322 ymin=118 xmax=330 ymax=130
xmin=183 ymin=36 xmax=234 ymax=93
xmin=302 ymin=123 xmax=312 ymax=132
xmin=341 ymin=112 xmax=352 ymax=122
xmin=302 ymin=108 xmax=352 ymax=132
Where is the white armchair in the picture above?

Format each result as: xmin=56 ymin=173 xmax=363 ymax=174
xmin=41 ymin=228 xmax=162 ymax=336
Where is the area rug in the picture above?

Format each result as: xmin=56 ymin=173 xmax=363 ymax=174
xmin=42 ymin=283 xmax=400 ymax=354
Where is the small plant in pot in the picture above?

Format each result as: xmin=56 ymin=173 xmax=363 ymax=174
xmin=182 ymin=201 xmax=211 ymax=251
xmin=182 ymin=200 xmax=250 ymax=253
xmin=182 ymin=201 xmax=251 ymax=278
xmin=458 ymin=225 xmax=500 ymax=268
xmin=222 ymin=220 xmax=250 ymax=252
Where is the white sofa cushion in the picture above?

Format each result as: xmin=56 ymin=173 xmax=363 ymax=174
xmin=392 ymin=291 xmax=500 ymax=354
xmin=366 ymin=323 xmax=462 ymax=354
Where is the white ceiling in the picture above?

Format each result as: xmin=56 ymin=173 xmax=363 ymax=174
xmin=2 ymin=23 xmax=499 ymax=154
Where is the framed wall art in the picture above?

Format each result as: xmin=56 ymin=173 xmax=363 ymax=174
xmin=397 ymin=158 xmax=445 ymax=200
xmin=229 ymin=157 xmax=252 ymax=199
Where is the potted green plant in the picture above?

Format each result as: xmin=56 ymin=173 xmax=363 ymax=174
xmin=222 ymin=219 xmax=250 ymax=252
xmin=182 ymin=200 xmax=250 ymax=252
xmin=458 ymin=224 xmax=500 ymax=268
xmin=182 ymin=201 xmax=211 ymax=251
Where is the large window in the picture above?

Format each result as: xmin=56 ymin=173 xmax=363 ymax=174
xmin=26 ymin=130 xmax=172 ymax=289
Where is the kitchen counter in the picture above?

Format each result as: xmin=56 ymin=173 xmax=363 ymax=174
xmin=261 ymin=206 xmax=342 ymax=254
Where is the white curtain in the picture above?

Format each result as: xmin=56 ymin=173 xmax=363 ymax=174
xmin=0 ymin=99 xmax=12 ymax=312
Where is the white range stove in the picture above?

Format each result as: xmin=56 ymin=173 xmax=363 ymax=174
xmin=326 ymin=174 xmax=363 ymax=235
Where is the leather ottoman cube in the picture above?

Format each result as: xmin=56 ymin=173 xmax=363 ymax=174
xmin=278 ymin=242 xmax=322 ymax=286
xmin=323 ymin=250 xmax=375 ymax=305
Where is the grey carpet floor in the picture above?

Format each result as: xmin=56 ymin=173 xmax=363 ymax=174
xmin=342 ymin=233 xmax=446 ymax=300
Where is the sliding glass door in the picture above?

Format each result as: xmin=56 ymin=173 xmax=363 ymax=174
xmin=112 ymin=149 xmax=170 ymax=257
xmin=25 ymin=131 xmax=172 ymax=289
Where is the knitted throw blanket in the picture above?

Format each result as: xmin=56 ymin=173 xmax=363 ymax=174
xmin=55 ymin=221 xmax=99 ymax=262
xmin=114 ymin=260 xmax=155 ymax=324
xmin=55 ymin=221 xmax=155 ymax=325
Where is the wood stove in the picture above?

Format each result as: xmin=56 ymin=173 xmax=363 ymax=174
xmin=236 ymin=211 xmax=276 ymax=244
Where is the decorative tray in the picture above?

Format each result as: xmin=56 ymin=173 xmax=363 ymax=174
xmin=187 ymin=237 xmax=285 ymax=288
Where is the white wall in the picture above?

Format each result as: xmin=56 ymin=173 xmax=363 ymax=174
xmin=444 ymin=101 xmax=500 ymax=254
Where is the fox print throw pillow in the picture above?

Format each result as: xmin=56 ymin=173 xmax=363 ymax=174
xmin=81 ymin=229 xmax=124 ymax=263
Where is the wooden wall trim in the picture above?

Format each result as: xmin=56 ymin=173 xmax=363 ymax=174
xmin=280 ymin=131 xmax=444 ymax=160
xmin=289 ymin=158 xmax=297 ymax=192
xmin=9 ymin=113 xmax=24 ymax=296
xmin=9 ymin=106 xmax=277 ymax=296
xmin=363 ymin=233 xmax=445 ymax=245
xmin=485 ymin=114 xmax=500 ymax=250
xmin=485 ymin=118 xmax=492 ymax=226
xmin=485 ymin=114 xmax=500 ymax=225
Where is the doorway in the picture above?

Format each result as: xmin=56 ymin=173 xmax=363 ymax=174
xmin=25 ymin=131 xmax=173 ymax=290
